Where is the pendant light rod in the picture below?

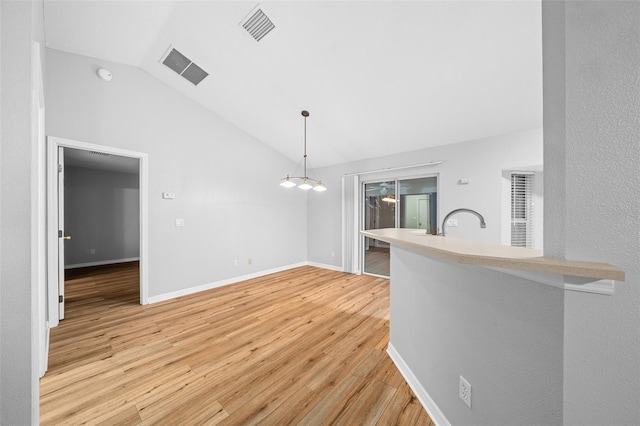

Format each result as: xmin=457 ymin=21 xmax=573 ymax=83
xmin=279 ymin=109 xmax=326 ymax=192
xmin=302 ymin=110 xmax=308 ymax=179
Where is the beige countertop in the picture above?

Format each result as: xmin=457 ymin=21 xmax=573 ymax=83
xmin=361 ymin=228 xmax=625 ymax=281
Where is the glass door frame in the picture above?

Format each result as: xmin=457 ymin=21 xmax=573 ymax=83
xmin=362 ymin=179 xmax=397 ymax=277
xmin=359 ymin=172 xmax=440 ymax=277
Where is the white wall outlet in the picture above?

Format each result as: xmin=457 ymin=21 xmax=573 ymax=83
xmin=459 ymin=376 xmax=472 ymax=408
xmin=233 ymin=259 xmax=238 ymax=267
xmin=175 ymin=219 xmax=185 ymax=227
xmin=446 ymin=218 xmax=458 ymax=227
xmin=247 ymin=258 xmax=252 ymax=265
xmin=459 ymin=178 xmax=471 ymax=185
xmin=90 ymin=248 xmax=96 ymax=255
xmin=162 ymin=192 xmax=175 ymax=200
xmin=331 ymin=251 xmax=336 ymax=258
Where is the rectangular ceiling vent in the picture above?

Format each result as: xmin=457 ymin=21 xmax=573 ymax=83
xmin=161 ymin=47 xmax=209 ymax=86
xmin=241 ymin=8 xmax=275 ymax=42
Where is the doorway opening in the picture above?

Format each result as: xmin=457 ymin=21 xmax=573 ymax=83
xmin=62 ymin=147 xmax=142 ymax=317
xmin=46 ymin=136 xmax=148 ymax=335
xmin=362 ymin=176 xmax=438 ymax=277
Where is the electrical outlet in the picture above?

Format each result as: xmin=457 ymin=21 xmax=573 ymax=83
xmin=331 ymin=251 xmax=336 ymax=258
xmin=459 ymin=376 xmax=471 ymax=408
xmin=247 ymin=258 xmax=252 ymax=265
xmin=446 ymin=218 xmax=458 ymax=227
xmin=90 ymin=248 xmax=95 ymax=255
xmin=233 ymin=259 xmax=238 ymax=267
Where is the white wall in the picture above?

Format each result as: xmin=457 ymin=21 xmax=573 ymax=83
xmin=46 ymin=48 xmax=308 ymax=298
xmin=543 ymin=2 xmax=640 ymax=424
xmin=391 ymin=247 xmax=563 ymax=425
xmin=533 ymin=171 xmax=543 ymax=250
xmin=0 ymin=0 xmax=3 ymax=416
xmin=64 ymin=166 xmax=140 ymax=267
xmin=0 ymin=1 xmax=45 ymax=424
xmin=307 ymin=128 xmax=543 ymax=267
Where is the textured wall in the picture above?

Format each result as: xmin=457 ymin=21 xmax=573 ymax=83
xmin=543 ymin=1 xmax=640 ymax=424
xmin=390 ymin=247 xmax=563 ymax=425
xmin=0 ymin=1 xmax=44 ymax=423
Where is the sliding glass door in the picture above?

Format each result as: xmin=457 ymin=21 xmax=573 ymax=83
xmin=362 ymin=176 xmax=437 ymax=277
xmin=363 ymin=181 xmax=396 ymax=276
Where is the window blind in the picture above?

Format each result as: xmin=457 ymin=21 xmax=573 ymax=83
xmin=511 ymin=173 xmax=534 ymax=248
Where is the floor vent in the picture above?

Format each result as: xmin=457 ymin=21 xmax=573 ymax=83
xmin=161 ymin=47 xmax=209 ymax=86
xmin=241 ymin=8 xmax=275 ymax=42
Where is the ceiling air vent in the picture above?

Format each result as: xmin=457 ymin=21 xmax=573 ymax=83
xmin=241 ymin=8 xmax=275 ymax=42
xmin=161 ymin=48 xmax=209 ymax=86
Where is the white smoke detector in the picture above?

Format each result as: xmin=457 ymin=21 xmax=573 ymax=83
xmin=97 ymin=68 xmax=112 ymax=82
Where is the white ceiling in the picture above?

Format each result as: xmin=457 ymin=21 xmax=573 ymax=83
xmin=44 ymin=1 xmax=542 ymax=168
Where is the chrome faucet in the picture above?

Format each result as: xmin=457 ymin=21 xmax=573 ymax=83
xmin=439 ymin=208 xmax=486 ymax=236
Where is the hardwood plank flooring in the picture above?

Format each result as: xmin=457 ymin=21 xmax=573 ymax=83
xmin=41 ymin=262 xmax=433 ymax=425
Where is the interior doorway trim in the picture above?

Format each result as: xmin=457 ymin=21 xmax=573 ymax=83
xmin=46 ymin=136 xmax=149 ymax=327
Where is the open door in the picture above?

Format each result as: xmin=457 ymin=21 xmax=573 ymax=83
xmin=47 ymin=145 xmax=70 ymax=321
xmin=57 ymin=146 xmax=67 ymax=319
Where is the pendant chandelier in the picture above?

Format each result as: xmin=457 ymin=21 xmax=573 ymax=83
xmin=279 ymin=110 xmax=327 ymax=192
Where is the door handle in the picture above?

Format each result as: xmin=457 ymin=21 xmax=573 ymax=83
xmin=63 ymin=235 xmax=72 ymax=240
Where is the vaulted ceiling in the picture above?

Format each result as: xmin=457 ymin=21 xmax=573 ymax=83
xmin=44 ymin=1 xmax=542 ymax=168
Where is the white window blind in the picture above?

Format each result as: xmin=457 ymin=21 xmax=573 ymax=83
xmin=511 ymin=173 xmax=534 ymax=248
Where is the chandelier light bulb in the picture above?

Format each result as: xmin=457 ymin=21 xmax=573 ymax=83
xmin=298 ymin=180 xmax=313 ymax=190
xmin=280 ymin=176 xmax=296 ymax=187
xmin=313 ymin=182 xmax=327 ymax=192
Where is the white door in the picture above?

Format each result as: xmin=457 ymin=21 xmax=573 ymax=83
xmin=418 ymin=197 xmax=430 ymax=232
xmin=57 ymin=146 xmax=66 ymax=319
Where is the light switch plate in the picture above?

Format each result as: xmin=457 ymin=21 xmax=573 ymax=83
xmin=459 ymin=376 xmax=471 ymax=408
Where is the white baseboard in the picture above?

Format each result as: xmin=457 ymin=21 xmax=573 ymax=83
xmin=65 ymin=257 xmax=140 ymax=269
xmin=148 ymin=262 xmax=346 ymax=304
xmin=148 ymin=262 xmax=319 ymax=304
xmin=387 ymin=342 xmax=450 ymax=426
xmin=305 ymin=261 xmax=344 ymax=272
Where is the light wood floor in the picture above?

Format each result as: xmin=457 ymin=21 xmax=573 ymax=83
xmin=41 ymin=262 xmax=432 ymax=425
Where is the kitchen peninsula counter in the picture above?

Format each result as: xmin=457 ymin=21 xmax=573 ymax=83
xmin=361 ymin=228 xmax=624 ymax=281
